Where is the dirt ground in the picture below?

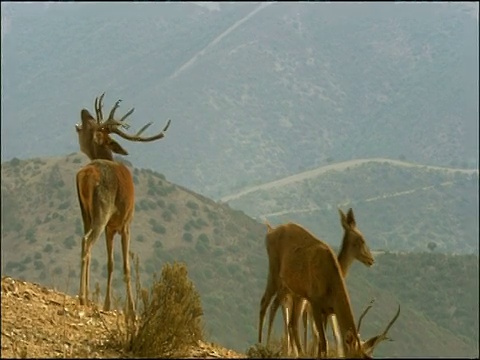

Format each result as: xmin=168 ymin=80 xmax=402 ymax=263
xmin=1 ymin=276 xmax=244 ymax=358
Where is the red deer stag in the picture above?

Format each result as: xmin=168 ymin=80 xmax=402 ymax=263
xmin=75 ymin=93 xmax=171 ymax=314
xmin=259 ymin=208 xmax=374 ymax=356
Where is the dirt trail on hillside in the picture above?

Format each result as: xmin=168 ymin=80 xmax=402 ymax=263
xmin=220 ymin=158 xmax=478 ymax=202
xmin=170 ymin=2 xmax=273 ymax=80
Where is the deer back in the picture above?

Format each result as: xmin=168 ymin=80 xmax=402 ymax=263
xmin=76 ymin=159 xmax=134 ymax=231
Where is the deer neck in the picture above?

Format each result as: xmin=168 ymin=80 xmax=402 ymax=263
xmin=337 ymin=235 xmax=354 ymax=277
xmin=92 ymin=146 xmax=114 ymax=161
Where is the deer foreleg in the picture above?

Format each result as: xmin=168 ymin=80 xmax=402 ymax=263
xmin=330 ymin=314 xmax=344 ymax=357
xmin=310 ymin=301 xmax=328 ymax=358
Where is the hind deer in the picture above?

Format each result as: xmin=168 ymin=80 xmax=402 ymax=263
xmin=259 ymin=208 xmax=374 ymax=355
xmin=273 ymin=229 xmax=398 ymax=358
xmin=75 ymin=93 xmax=171 ymax=314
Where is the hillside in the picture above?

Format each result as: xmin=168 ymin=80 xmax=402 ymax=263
xmin=222 ymin=159 xmax=479 ymax=253
xmin=1 ymin=2 xmax=478 ymax=197
xmin=1 ymin=155 xmax=478 ymax=357
xmin=1 ymin=276 xmax=244 ymax=358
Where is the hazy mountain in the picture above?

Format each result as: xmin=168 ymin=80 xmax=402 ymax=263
xmin=2 ymin=2 xmax=478 ymax=198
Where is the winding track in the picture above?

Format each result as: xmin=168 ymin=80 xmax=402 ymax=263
xmin=220 ymin=158 xmax=478 ymax=202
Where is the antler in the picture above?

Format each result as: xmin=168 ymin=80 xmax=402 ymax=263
xmin=94 ymin=92 xmax=105 ymax=124
xmin=93 ymin=93 xmax=131 ymax=129
xmin=102 ymin=99 xmax=131 ymax=130
xmin=357 ymin=298 xmax=375 ymax=334
xmin=110 ymin=118 xmax=171 ymax=142
xmin=362 ymin=304 xmax=401 ymax=356
xmin=91 ymin=92 xmax=171 ymax=142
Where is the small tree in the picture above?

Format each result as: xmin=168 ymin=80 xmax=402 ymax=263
xmin=132 ymin=262 xmax=204 ymax=358
xmin=427 ymin=241 xmax=437 ymax=252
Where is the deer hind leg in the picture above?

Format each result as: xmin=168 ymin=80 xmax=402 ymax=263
xmin=259 ymin=270 xmax=276 ymax=343
xmin=79 ymin=229 xmax=92 ymax=305
xmin=79 ymin=224 xmax=104 ymax=306
xmin=79 ymin=226 xmax=103 ymax=305
xmin=120 ymin=225 xmax=135 ymax=316
xmin=266 ymin=294 xmax=279 ymax=345
xmin=104 ymin=226 xmax=116 ymax=311
xmin=310 ymin=300 xmax=328 ymax=358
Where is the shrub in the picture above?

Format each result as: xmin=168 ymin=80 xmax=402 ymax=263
xmin=10 ymin=157 xmax=21 ymax=166
xmin=168 ymin=203 xmax=177 ymax=215
xmin=197 ymin=233 xmax=209 ymax=245
xmin=162 ymin=210 xmax=173 ymax=222
xmin=63 ymin=235 xmax=75 ymax=250
xmin=246 ymin=342 xmax=283 ymax=358
xmin=131 ymin=262 xmax=204 ymax=358
xmin=152 ymin=223 xmax=166 ymax=234
xmin=182 ymin=232 xmax=193 ymax=242
xmin=58 ymin=201 xmax=70 ymax=210
xmin=25 ymin=227 xmax=36 ymax=244
xmin=186 ymin=200 xmax=199 ymax=211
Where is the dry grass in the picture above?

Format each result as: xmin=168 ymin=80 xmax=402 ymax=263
xmin=125 ymin=258 xmax=204 ymax=358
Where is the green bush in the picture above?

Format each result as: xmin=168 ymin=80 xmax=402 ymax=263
xmin=182 ymin=232 xmax=193 ymax=242
xmin=10 ymin=157 xmax=21 ymax=166
xmin=186 ymin=200 xmax=199 ymax=211
xmin=132 ymin=262 xmax=204 ymax=358
xmin=152 ymin=223 xmax=166 ymax=234
xmin=63 ymin=235 xmax=75 ymax=249
xmin=246 ymin=342 xmax=283 ymax=358
xmin=44 ymin=244 xmax=54 ymax=253
xmin=162 ymin=210 xmax=173 ymax=222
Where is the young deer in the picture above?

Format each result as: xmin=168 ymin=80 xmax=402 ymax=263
xmin=259 ymin=208 xmax=375 ymax=356
xmin=75 ymin=93 xmax=171 ymax=314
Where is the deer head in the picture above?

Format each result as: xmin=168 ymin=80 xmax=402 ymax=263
xmin=357 ymin=302 xmax=401 ymax=357
xmin=75 ymin=92 xmax=171 ymax=161
xmin=339 ymin=208 xmax=375 ymax=268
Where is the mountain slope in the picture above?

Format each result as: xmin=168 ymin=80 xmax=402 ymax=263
xmin=222 ymin=159 xmax=479 ymax=254
xmin=2 ymin=2 xmax=478 ymax=197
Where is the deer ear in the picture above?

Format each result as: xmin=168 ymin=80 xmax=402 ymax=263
xmin=108 ymin=138 xmax=129 ymax=155
xmin=80 ymin=109 xmax=95 ymax=124
xmin=347 ymin=208 xmax=356 ymax=227
xmin=339 ymin=208 xmax=350 ymax=229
